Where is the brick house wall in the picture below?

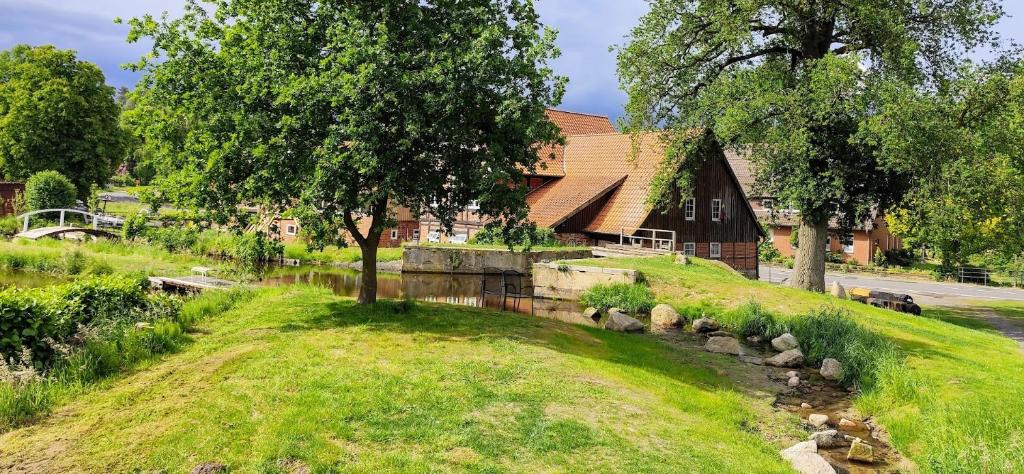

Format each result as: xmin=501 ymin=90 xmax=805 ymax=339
xmin=0 ymin=182 xmax=25 ymax=217
xmin=767 ymin=216 xmax=902 ymax=266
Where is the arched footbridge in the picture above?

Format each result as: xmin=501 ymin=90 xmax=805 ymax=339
xmin=15 ymin=209 xmax=120 ymax=240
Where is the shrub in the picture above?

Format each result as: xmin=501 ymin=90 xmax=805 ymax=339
xmin=24 ymin=171 xmax=77 ymax=211
xmin=121 ymin=211 xmax=149 ymax=241
xmin=469 ymin=225 xmax=558 ymax=247
xmin=759 ymin=241 xmax=781 ymax=262
xmin=231 ymin=232 xmax=283 ymax=267
xmin=0 ymin=216 xmax=19 ymax=237
xmin=580 ymin=283 xmax=656 ymax=314
xmin=147 ymin=226 xmax=199 ymax=253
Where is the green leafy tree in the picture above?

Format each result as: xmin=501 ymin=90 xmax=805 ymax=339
xmin=0 ymin=45 xmax=126 ymax=197
xmin=867 ymin=60 xmax=1024 ymax=270
xmin=617 ymin=0 xmax=1003 ymax=291
xmin=24 ymin=170 xmax=77 ymax=211
xmin=126 ymin=0 xmax=565 ymax=303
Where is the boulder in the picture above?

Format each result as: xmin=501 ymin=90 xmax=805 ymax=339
xmin=820 ymin=358 xmax=843 ymax=381
xmin=786 ymin=370 xmax=799 ymax=378
xmin=788 ymin=376 xmax=801 ymax=387
xmin=779 ymin=441 xmax=837 ymax=474
xmin=739 ymin=355 xmax=765 ymax=365
xmin=692 ymin=317 xmax=721 ymax=334
xmin=766 ymin=349 xmax=805 ymax=368
xmin=830 ymin=282 xmax=847 ymax=299
xmin=838 ymin=418 xmax=857 ymax=429
xmin=801 ymin=402 xmax=813 ymax=409
xmin=808 ymin=414 xmax=830 ymax=428
xmin=676 ymin=253 xmax=690 ymax=265
xmin=809 ymin=430 xmax=841 ymax=449
xmin=746 ymin=335 xmax=765 ymax=344
xmin=604 ymin=311 xmax=644 ymax=333
xmin=582 ymin=307 xmax=601 ymax=324
xmin=650 ymin=304 xmax=682 ymax=329
xmin=705 ymin=336 xmax=743 ymax=355
xmin=847 ymin=439 xmax=874 ymax=463
xmin=772 ymin=333 xmax=800 ymax=352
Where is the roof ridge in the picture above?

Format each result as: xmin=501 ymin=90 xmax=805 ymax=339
xmin=545 ymin=108 xmax=614 ymax=119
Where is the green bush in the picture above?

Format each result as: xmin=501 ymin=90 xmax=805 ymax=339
xmin=121 ymin=211 xmax=149 ymax=241
xmin=759 ymin=241 xmax=781 ymax=262
xmin=0 ymin=216 xmax=18 ymax=237
xmin=231 ymin=232 xmax=283 ymax=267
xmin=579 ymin=283 xmax=656 ymax=314
xmin=146 ymin=226 xmax=199 ymax=253
xmin=469 ymin=225 xmax=558 ymax=247
xmin=24 ymin=171 xmax=77 ymax=211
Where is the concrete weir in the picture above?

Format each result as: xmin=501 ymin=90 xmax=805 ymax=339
xmin=401 ymin=246 xmax=593 ymax=274
xmin=532 ymin=262 xmax=639 ymax=300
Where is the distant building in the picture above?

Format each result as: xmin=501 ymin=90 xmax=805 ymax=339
xmin=725 ymin=154 xmax=902 ymax=266
xmin=422 ymin=109 xmax=765 ymax=277
xmin=0 ymin=182 xmax=25 ymax=217
xmin=273 ymin=206 xmax=420 ymax=248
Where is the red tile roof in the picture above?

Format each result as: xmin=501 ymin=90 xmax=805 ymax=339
xmin=725 ymin=150 xmax=756 ymax=197
xmin=554 ymin=132 xmax=667 ymax=235
xmin=526 ymin=174 xmax=627 ymax=228
xmin=534 ymin=109 xmax=616 ymax=177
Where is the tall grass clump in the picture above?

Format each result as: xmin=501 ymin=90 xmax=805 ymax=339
xmin=580 ymin=283 xmax=656 ymax=314
xmin=0 ymin=216 xmax=19 ymax=237
xmin=719 ymin=301 xmax=790 ymax=339
xmin=788 ymin=307 xmax=901 ymax=388
xmin=0 ymin=279 xmax=253 ymax=431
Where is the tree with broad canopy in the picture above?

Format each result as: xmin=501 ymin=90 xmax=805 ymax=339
xmin=617 ymin=0 xmax=1005 ymax=291
xmin=125 ymin=0 xmax=566 ymax=304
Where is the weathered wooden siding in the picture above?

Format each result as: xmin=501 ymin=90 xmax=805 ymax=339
xmin=0 ymin=182 xmax=24 ymax=217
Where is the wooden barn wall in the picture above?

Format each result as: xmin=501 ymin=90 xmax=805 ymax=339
xmin=556 ymin=192 xmax=615 ymax=235
xmin=639 ymin=155 xmax=761 ymax=271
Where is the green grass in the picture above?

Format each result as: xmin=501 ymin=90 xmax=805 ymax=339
xmin=570 ymin=256 xmax=1024 ymax=472
xmin=0 ymin=238 xmax=221 ymax=277
xmin=579 ymin=283 xmax=656 ymax=314
xmin=0 ymin=286 xmax=796 ymax=472
xmin=282 ymin=243 xmax=404 ymax=264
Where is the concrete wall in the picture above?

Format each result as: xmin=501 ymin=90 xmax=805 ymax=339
xmin=532 ymin=262 xmax=638 ymax=300
xmin=402 ymin=246 xmax=593 ymax=274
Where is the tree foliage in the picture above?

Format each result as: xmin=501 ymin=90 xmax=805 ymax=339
xmin=125 ymin=0 xmax=565 ymax=303
xmin=0 ymin=45 xmax=126 ymax=197
xmin=617 ymin=0 xmax=1003 ymax=290
xmin=867 ymin=60 xmax=1024 ymax=268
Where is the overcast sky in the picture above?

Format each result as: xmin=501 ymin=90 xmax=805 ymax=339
xmin=2 ymin=0 xmax=1023 ymax=123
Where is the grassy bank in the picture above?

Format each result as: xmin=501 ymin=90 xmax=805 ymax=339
xmin=282 ymin=242 xmax=404 ymax=264
xmin=0 ymin=286 xmax=797 ymax=472
xmin=571 ymin=256 xmax=1024 ymax=472
xmin=0 ymin=239 xmax=220 ymax=277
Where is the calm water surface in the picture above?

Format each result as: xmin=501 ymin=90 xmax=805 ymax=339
xmin=0 ymin=270 xmax=64 ymax=289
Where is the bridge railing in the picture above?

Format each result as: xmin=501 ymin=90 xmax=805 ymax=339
xmin=18 ymin=209 xmax=102 ymax=233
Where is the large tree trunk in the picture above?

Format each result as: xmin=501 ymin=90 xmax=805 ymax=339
xmin=791 ymin=219 xmax=828 ymax=292
xmin=358 ymin=240 xmax=378 ymax=304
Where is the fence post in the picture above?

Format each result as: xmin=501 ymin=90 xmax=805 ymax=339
xmin=22 ymin=214 xmax=29 ymax=233
xmin=59 ymin=210 xmax=65 ymax=227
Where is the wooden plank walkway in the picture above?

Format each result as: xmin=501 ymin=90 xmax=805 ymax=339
xmin=16 ymin=226 xmax=118 ymax=240
xmin=148 ymin=276 xmax=238 ymax=292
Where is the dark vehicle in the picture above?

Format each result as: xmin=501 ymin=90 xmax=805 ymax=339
xmin=849 ymin=288 xmax=922 ymax=316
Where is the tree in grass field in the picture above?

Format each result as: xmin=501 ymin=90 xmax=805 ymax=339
xmin=125 ymin=0 xmax=566 ymax=304
xmin=617 ymin=1 xmax=1005 ymax=291
xmin=0 ymin=45 xmax=126 ymax=198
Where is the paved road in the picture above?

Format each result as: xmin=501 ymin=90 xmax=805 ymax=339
xmin=760 ymin=266 xmax=1024 ymax=305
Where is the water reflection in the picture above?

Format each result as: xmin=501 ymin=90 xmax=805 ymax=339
xmin=260 ymin=266 xmax=582 ymax=316
xmin=0 ymin=271 xmax=64 ymax=289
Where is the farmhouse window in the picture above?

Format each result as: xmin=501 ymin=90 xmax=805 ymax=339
xmin=683 ymin=242 xmax=696 ymax=256
xmin=710 ymin=242 xmax=722 ymax=259
xmin=684 ymin=198 xmax=696 ymax=221
xmin=711 ymin=199 xmax=722 ymax=221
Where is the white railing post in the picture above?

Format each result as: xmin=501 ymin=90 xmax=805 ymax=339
xmin=92 ymin=212 xmax=98 ymax=230
xmin=22 ymin=214 xmax=29 ymax=233
xmin=59 ymin=210 xmax=65 ymax=227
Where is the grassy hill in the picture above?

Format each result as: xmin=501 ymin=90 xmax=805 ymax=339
xmin=0 ymin=285 xmax=797 ymax=473
xmin=572 ymin=256 xmax=1024 ymax=473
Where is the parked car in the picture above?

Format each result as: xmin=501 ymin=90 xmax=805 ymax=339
xmin=449 ymin=234 xmax=469 ymax=245
xmin=849 ymin=288 xmax=922 ymax=315
xmin=427 ymin=231 xmax=441 ymax=243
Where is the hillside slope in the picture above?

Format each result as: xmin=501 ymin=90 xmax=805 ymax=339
xmin=0 ymin=285 xmax=795 ymax=473
xmin=574 ymin=256 xmax=1024 ymax=472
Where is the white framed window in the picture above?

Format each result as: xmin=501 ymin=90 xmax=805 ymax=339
xmin=285 ymin=224 xmax=298 ymax=236
xmin=711 ymin=199 xmax=722 ymax=221
xmin=684 ymin=198 xmax=696 ymax=221
xmin=467 ymin=200 xmax=480 ymax=211
xmin=683 ymin=242 xmax=696 ymax=256
xmin=842 ymin=234 xmax=855 ymax=254
xmin=710 ymin=242 xmax=722 ymax=259
xmin=390 ymin=229 xmax=398 ymax=240
xmin=762 ymin=199 xmax=774 ymax=209
xmin=412 ymin=229 xmax=420 ymax=241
